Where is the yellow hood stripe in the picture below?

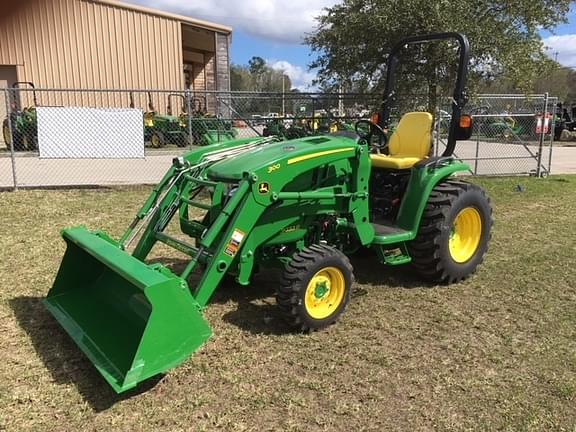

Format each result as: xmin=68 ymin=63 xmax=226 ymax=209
xmin=287 ymin=147 xmax=355 ymax=165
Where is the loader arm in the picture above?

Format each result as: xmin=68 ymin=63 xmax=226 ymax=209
xmin=44 ymin=134 xmax=372 ymax=393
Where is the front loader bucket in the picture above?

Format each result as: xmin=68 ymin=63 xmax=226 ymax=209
xmin=44 ymin=226 xmax=212 ymax=393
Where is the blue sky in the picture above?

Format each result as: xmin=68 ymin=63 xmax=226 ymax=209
xmin=125 ymin=0 xmax=576 ymax=89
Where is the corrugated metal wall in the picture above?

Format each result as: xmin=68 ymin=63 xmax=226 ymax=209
xmin=0 ymin=0 xmax=184 ymax=108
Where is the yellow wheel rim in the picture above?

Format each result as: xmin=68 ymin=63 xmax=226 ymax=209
xmin=151 ymin=134 xmax=160 ymax=147
xmin=2 ymin=125 xmax=10 ymax=146
xmin=304 ymin=266 xmax=345 ymax=320
xmin=449 ymin=207 xmax=482 ymax=263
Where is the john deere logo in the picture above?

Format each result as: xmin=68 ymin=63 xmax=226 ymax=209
xmin=258 ymin=182 xmax=270 ymax=194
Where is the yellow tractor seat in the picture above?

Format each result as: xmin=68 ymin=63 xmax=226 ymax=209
xmin=371 ymin=112 xmax=434 ymax=170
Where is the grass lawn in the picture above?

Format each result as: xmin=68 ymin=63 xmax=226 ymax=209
xmin=0 ymin=176 xmax=575 ymax=431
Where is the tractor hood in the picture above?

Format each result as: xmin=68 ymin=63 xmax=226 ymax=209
xmin=206 ymin=134 xmax=359 ymax=181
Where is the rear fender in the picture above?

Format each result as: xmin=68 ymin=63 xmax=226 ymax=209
xmin=396 ymin=162 xmax=470 ymax=233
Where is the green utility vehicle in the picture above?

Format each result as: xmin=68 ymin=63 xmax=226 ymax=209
xmin=189 ymin=97 xmax=237 ymax=146
xmin=263 ymin=111 xmax=355 ymax=140
xmin=144 ymin=93 xmax=237 ymax=147
xmin=145 ymin=93 xmax=190 ymax=148
xmin=2 ymin=82 xmax=39 ymax=151
xmin=45 ymin=33 xmax=492 ymax=393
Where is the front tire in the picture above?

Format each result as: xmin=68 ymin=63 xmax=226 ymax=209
xmin=277 ymin=244 xmax=353 ymax=332
xmin=2 ymin=119 xmax=10 ymax=149
xmin=3 ymin=119 xmax=23 ymax=151
xmin=408 ymin=179 xmax=493 ymax=284
xmin=22 ymin=132 xmax=38 ymax=151
xmin=150 ymin=130 xmax=166 ymax=148
xmin=175 ymin=134 xmax=189 ymax=148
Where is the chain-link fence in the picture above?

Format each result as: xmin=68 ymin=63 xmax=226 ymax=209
xmin=0 ymin=88 xmax=558 ymax=189
xmin=434 ymin=94 xmax=557 ymax=176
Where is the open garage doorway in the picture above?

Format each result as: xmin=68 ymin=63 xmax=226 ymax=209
xmin=0 ymin=65 xmax=18 ymax=149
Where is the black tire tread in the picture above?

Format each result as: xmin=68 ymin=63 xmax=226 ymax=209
xmin=408 ymin=179 xmax=493 ymax=284
xmin=277 ymin=244 xmax=354 ymax=332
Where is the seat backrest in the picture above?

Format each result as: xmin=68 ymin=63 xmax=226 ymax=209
xmin=388 ymin=112 xmax=434 ymax=158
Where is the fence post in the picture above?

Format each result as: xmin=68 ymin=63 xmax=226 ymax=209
xmin=474 ymin=129 xmax=480 ymax=175
xmin=185 ymin=89 xmax=193 ymax=149
xmin=434 ymin=108 xmax=440 ymax=157
xmin=4 ymin=88 xmax=18 ymax=191
xmin=547 ymin=97 xmax=556 ymax=175
xmin=536 ymin=92 xmax=549 ymax=177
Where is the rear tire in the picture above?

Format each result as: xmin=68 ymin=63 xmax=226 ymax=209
xmin=408 ymin=179 xmax=493 ymax=284
xmin=277 ymin=244 xmax=353 ymax=332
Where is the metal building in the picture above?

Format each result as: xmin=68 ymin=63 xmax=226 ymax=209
xmin=0 ymin=0 xmax=232 ymax=110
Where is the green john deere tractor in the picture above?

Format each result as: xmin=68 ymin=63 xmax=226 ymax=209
xmin=263 ymin=109 xmax=356 ymax=140
xmin=45 ymin=33 xmax=493 ymax=393
xmin=2 ymin=82 xmax=39 ymax=151
xmin=145 ymin=93 xmax=190 ymax=148
xmin=189 ymin=97 xmax=238 ymax=146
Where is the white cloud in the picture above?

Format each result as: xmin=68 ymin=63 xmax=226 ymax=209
xmin=123 ymin=0 xmax=340 ymax=43
xmin=543 ymin=34 xmax=576 ymax=68
xmin=268 ymin=60 xmax=317 ymax=90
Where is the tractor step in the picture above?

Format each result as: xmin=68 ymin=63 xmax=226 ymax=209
xmin=373 ymin=243 xmax=412 ymax=266
xmin=371 ymin=223 xmax=413 ymax=244
xmin=371 ymin=223 xmax=407 ymax=236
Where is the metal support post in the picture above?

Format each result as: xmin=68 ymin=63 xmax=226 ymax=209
xmin=185 ymin=89 xmax=193 ymax=149
xmin=547 ymin=101 xmax=556 ymax=175
xmin=536 ymin=92 xmax=548 ymax=177
xmin=4 ymin=88 xmax=18 ymax=191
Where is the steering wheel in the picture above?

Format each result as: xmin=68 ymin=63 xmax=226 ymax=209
xmin=354 ymin=119 xmax=389 ymax=152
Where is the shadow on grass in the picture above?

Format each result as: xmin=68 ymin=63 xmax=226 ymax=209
xmin=349 ymin=251 xmax=427 ymax=289
xmin=150 ymin=257 xmax=294 ymax=335
xmin=9 ymin=296 xmax=163 ymax=412
xmin=150 ymin=252 xmax=427 ymax=336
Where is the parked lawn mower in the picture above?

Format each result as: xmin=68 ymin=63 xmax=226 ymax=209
xmin=145 ymin=93 xmax=190 ymax=148
xmin=485 ymin=116 xmax=527 ymax=140
xmin=45 ymin=33 xmax=492 ymax=394
xmin=263 ymin=112 xmax=354 ymax=140
xmin=189 ymin=98 xmax=237 ymax=146
xmin=262 ymin=117 xmax=308 ymax=139
xmin=2 ymin=82 xmax=39 ymax=151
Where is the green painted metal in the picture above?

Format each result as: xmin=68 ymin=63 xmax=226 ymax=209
xmin=3 ymin=83 xmax=39 ymax=151
xmin=45 ymin=131 xmax=471 ymax=393
xmin=44 ymin=32 xmax=480 ymax=394
xmin=191 ymin=117 xmax=237 ymax=146
xmin=396 ymin=162 xmax=470 ymax=231
xmin=44 ymin=227 xmax=212 ymax=393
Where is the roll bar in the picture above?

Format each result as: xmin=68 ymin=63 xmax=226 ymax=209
xmin=379 ymin=32 xmax=470 ymax=157
xmin=11 ymin=81 xmax=38 ymax=107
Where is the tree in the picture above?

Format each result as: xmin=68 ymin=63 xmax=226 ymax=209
xmin=477 ymin=65 xmax=576 ymax=102
xmin=230 ymin=57 xmax=292 ymax=93
xmin=306 ymin=0 xmax=572 ymax=106
xmin=230 ymin=57 xmax=294 ymax=113
xmin=533 ymin=67 xmax=576 ymax=102
xmin=248 ymin=56 xmax=267 ymax=76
